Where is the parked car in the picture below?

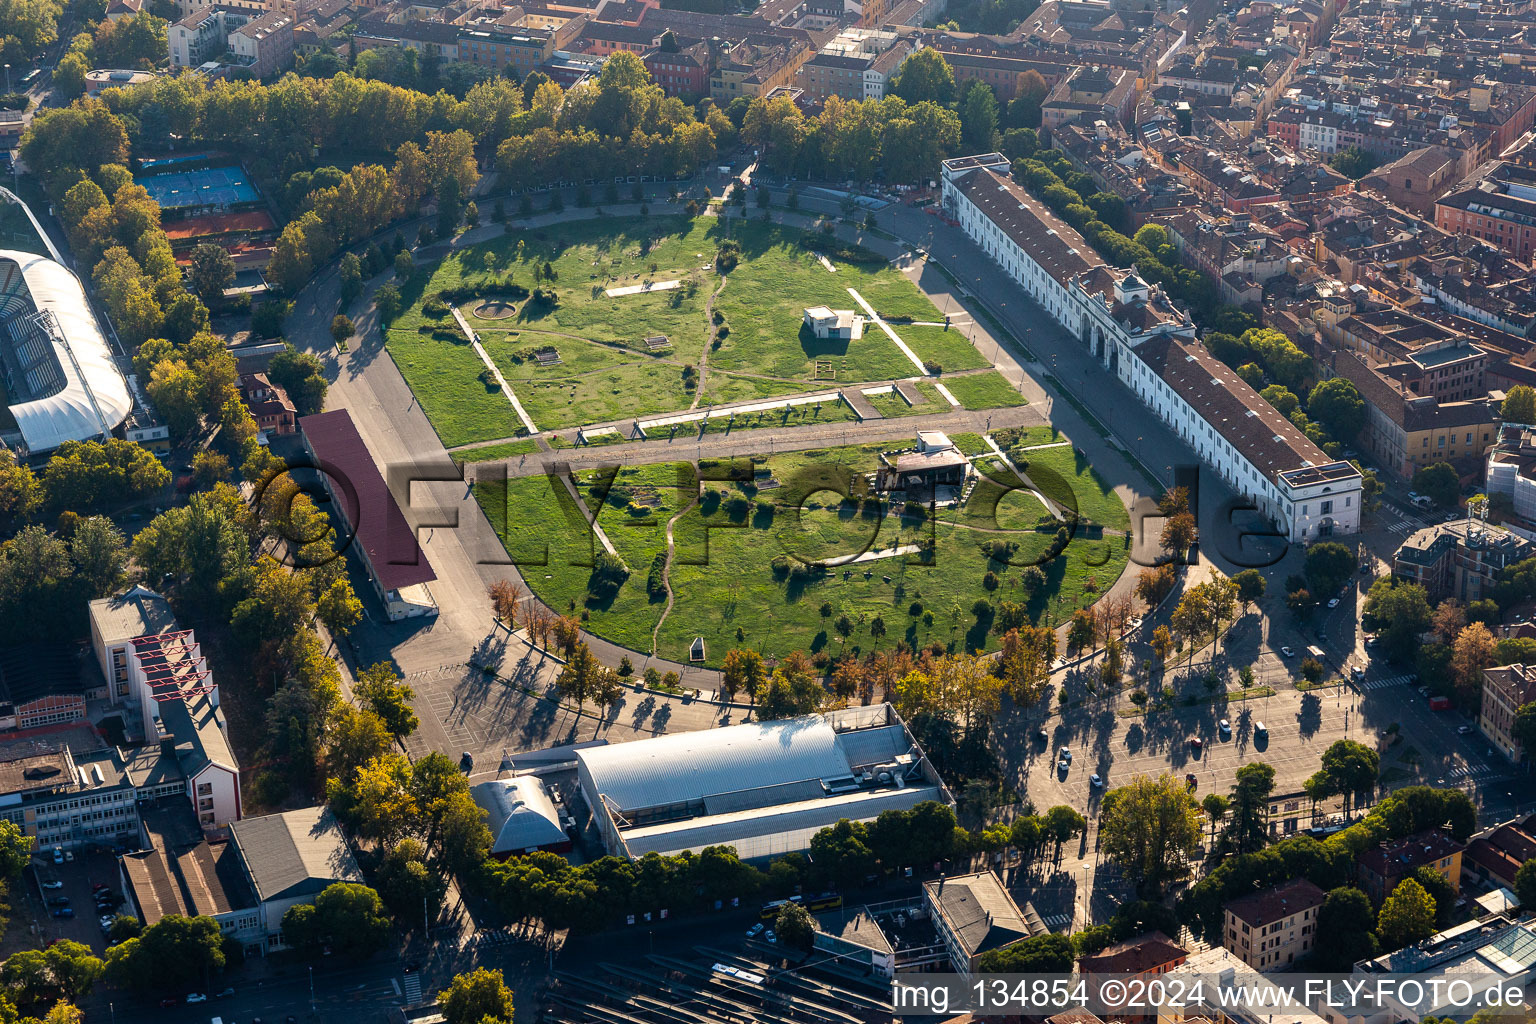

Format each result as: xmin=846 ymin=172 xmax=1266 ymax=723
xmin=1327 ymin=597 xmax=1340 ymax=608
xmin=745 ymin=923 xmax=764 ymax=939
xmin=50 ymin=909 xmax=72 ymax=919
xmin=158 ymin=998 xmax=179 ymax=1008
xmin=1255 ymin=721 xmax=1266 ymax=735
xmin=764 ymin=930 xmax=776 ymax=944
xmin=1185 ymin=773 xmax=1198 ymax=789
xmin=1190 ymin=737 xmax=1203 ymax=751
xmin=50 ymin=848 xmax=61 ymax=864
xmin=1279 ymin=646 xmax=1295 ymax=658
xmin=63 ymin=851 xmax=72 ymax=863
xmin=1058 ymin=747 xmax=1072 ymax=762
xmin=40 ymin=881 xmax=62 ymax=890
xmin=217 ymin=987 xmax=234 ymax=997
xmin=45 ymin=897 xmax=68 ymax=907
xmin=1457 ymin=725 xmax=1473 ymax=735
xmin=1219 ymin=719 xmax=1231 ymax=735
xmin=185 ymin=994 xmax=207 ymax=1004
xmin=1089 ymin=773 xmax=1103 ymax=788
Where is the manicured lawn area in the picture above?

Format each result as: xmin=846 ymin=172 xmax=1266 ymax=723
xmin=991 ymin=425 xmax=1067 ymax=451
xmin=947 ymin=432 xmax=992 ymax=457
xmin=384 ymin=328 xmax=525 ymax=447
xmin=711 ymin=220 xmax=952 ymax=384
xmin=1020 ymin=444 xmax=1131 ymax=532
xmin=943 ymin=370 xmax=1027 ymax=410
xmin=389 ymin=215 xmax=976 ymax=444
xmin=516 ymin=363 xmax=695 ymax=430
xmin=898 ymin=325 xmax=990 ymax=373
xmin=474 ymin=442 xmax=1131 ymax=664
xmin=452 ymin=438 xmax=542 ymax=463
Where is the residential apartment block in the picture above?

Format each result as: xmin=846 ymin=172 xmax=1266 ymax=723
xmin=1480 ymin=663 xmax=1536 ymax=762
xmin=1356 ymin=828 xmax=1464 ymax=904
xmin=1222 ymin=877 xmax=1325 ymax=970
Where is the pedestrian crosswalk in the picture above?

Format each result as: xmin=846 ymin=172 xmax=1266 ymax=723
xmin=1388 ymin=516 xmax=1434 ymax=536
xmin=1442 ymin=764 xmax=1498 ymax=782
xmin=1358 ymin=673 xmax=1414 ymax=691
xmin=403 ymin=973 xmax=422 ymax=1005
xmin=1043 ymin=913 xmax=1072 ymax=932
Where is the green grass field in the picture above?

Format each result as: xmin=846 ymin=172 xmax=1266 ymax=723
xmin=476 ymin=442 xmax=1131 ymax=664
xmin=943 ymin=371 xmax=1027 ymax=410
xmin=1019 ymin=443 xmax=1131 ymax=532
xmin=387 ymin=215 xmax=978 ymax=445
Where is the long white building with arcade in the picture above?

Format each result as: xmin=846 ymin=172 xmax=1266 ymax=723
xmin=941 ymin=153 xmax=1362 ymax=543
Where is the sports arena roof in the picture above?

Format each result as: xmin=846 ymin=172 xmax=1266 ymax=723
xmin=0 ymin=251 xmax=131 ymax=453
xmin=577 ymin=704 xmax=954 ymax=860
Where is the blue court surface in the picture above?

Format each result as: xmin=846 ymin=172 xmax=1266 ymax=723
xmin=134 ymin=165 xmax=260 ymax=209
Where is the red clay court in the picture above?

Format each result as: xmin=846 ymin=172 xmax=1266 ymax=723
xmin=163 ymin=209 xmax=277 ymax=239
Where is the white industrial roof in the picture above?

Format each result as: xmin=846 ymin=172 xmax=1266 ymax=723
xmin=621 ymin=781 xmax=944 ymax=860
xmin=472 ymin=776 xmax=566 ymax=855
xmin=576 ymin=714 xmax=911 ymax=813
xmin=1 ymin=251 xmax=132 ymax=453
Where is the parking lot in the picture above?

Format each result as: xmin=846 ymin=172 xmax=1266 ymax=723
xmin=25 ymin=845 xmax=128 ymax=953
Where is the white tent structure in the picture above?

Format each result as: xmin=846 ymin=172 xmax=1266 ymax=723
xmin=471 ymin=775 xmax=570 ymax=858
xmin=0 ymin=250 xmax=131 ymax=454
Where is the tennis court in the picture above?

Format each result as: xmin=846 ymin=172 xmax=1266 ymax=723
xmin=135 ymin=165 xmax=260 ymax=210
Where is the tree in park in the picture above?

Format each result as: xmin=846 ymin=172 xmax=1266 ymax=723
xmin=774 ymin=901 xmax=816 ymax=951
xmin=1308 ymin=739 xmax=1379 ymax=813
xmin=975 ymin=932 xmax=1074 ymax=972
xmin=1451 ymin=622 xmax=1497 ymax=704
xmin=1098 ymin=774 xmax=1203 ymax=886
xmin=104 ymin=914 xmax=225 ymax=993
xmin=1377 ymin=877 xmax=1437 ymax=950
xmin=187 ymin=243 xmax=235 ymax=303
xmin=280 ymin=882 xmax=392 ymax=959
xmin=960 ymin=81 xmax=999 ymax=152
xmin=330 ymin=314 xmax=355 ymax=344
xmin=1042 ymin=804 xmax=1086 ymax=856
xmin=1066 ymin=607 xmax=1096 ymax=654
xmin=1362 ymin=578 xmax=1432 ymax=663
xmin=1200 ymin=793 xmax=1229 ymax=843
xmin=891 ymin=47 xmax=955 ymax=105
xmin=1305 ymin=541 xmax=1356 ymax=599
xmin=1503 ymin=385 xmax=1536 ymax=425
xmin=1160 ymin=510 xmax=1198 ymax=558
xmin=440 ymin=967 xmax=516 ymax=1024
xmin=1311 ymin=887 xmax=1379 ymax=969
xmin=1225 ymin=762 xmax=1275 ymax=854
xmin=1309 ymin=378 xmax=1368 ymax=441
xmin=1232 ymin=569 xmax=1266 ymax=611
xmin=487 ymin=578 xmax=523 ymax=627
xmin=1412 ymin=865 xmax=1457 ymax=930
xmin=1329 ymin=146 xmax=1378 ymax=179
xmin=375 ymin=282 xmax=403 ymax=322
xmin=1514 ymin=858 xmax=1536 ymax=908
xmin=1411 ymin=461 xmax=1460 ymax=508
xmin=721 ymin=647 xmax=767 ymax=702
xmin=375 ymin=838 xmax=444 ymax=923
xmin=1 ymin=941 xmax=103 ymax=1007
xmin=355 ymin=661 xmax=418 ymax=739
xmin=0 ymin=819 xmax=32 ymax=881
xmin=1136 ymin=564 xmax=1177 ymax=607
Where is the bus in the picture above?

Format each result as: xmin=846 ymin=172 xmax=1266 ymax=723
xmin=806 ymin=892 xmax=843 ymax=911
xmin=18 ymin=69 xmax=39 ymax=89
xmin=759 ymin=896 xmax=802 ymax=920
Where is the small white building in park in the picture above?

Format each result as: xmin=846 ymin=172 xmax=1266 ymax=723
xmin=803 ymin=305 xmax=863 ymax=340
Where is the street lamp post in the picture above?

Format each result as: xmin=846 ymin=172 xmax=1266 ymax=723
xmin=309 ymin=965 xmax=315 ymax=1016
